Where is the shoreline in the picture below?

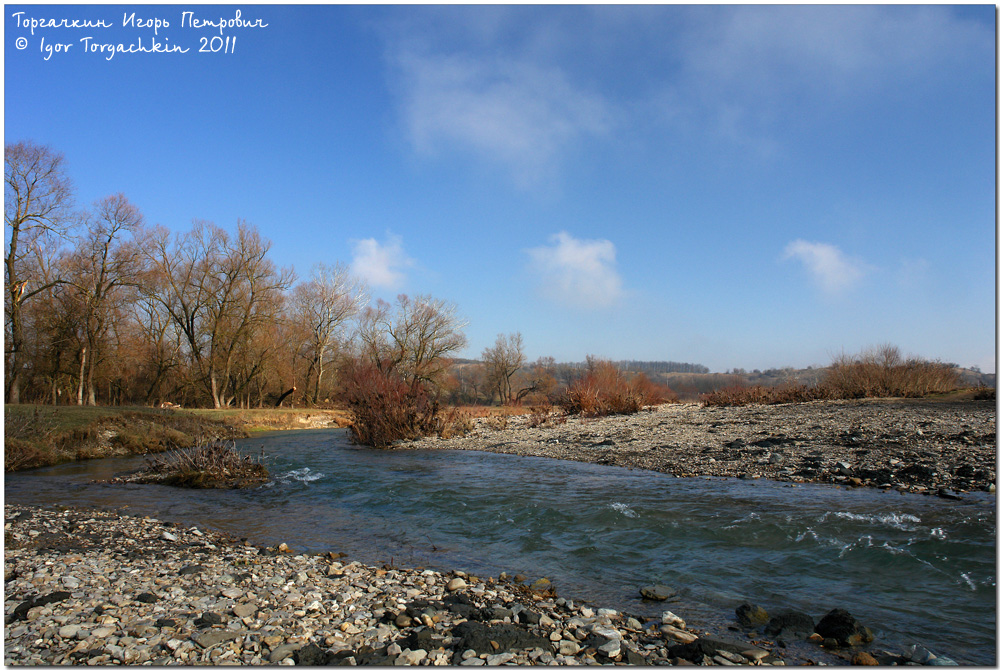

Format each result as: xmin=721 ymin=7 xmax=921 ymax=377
xmin=5 ymin=503 xmax=935 ymax=667
xmin=404 ymin=398 xmax=996 ymax=496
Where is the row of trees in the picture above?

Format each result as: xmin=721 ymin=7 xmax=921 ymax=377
xmin=5 ymin=141 xmax=477 ymax=408
xmin=3 ymin=140 xmax=710 ymax=410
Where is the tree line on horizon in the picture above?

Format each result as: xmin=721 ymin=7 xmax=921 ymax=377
xmin=6 ymin=141 xmax=989 ymax=411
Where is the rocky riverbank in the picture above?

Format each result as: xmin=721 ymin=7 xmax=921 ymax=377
xmin=5 ymin=504 xmax=946 ymax=666
xmin=406 ymin=398 xmax=996 ymax=496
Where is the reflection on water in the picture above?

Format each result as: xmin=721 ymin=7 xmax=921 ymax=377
xmin=5 ymin=428 xmax=996 ymax=665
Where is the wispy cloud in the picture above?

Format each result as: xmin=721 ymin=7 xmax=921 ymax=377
xmin=393 ymin=52 xmax=611 ymax=186
xmin=380 ymin=5 xmax=991 ymax=168
xmin=526 ymin=231 xmax=624 ymax=308
xmin=783 ymin=239 xmax=868 ymax=295
xmin=349 ymin=233 xmax=413 ymax=290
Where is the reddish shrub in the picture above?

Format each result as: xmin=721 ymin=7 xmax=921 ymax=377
xmin=562 ymin=360 xmax=676 ymax=417
xmin=339 ymin=360 xmax=471 ymax=447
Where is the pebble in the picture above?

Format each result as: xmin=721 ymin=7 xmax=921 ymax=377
xmin=2 ymin=503 xmax=945 ymax=667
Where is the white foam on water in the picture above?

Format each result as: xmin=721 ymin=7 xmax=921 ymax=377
xmin=959 ymin=572 xmax=977 ymax=591
xmin=279 ymin=467 xmax=325 ymax=484
xmin=825 ymin=510 xmax=921 ymax=530
xmin=930 ymin=527 xmax=948 ymax=540
xmin=723 ymin=511 xmax=761 ymax=529
xmin=609 ymin=502 xmax=639 ymax=518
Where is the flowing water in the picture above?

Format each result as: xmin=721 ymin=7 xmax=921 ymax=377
xmin=5 ymin=429 xmax=996 ymax=664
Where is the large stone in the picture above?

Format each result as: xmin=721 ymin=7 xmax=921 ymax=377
xmin=446 ymin=577 xmax=467 ymax=592
xmin=735 ymin=602 xmax=769 ymax=628
xmin=660 ymin=624 xmax=698 ymax=644
xmin=559 ymin=639 xmax=581 ymax=655
xmin=269 ymin=643 xmax=304 ymax=663
xmin=815 ymin=609 xmax=873 ymax=647
xmin=452 ymin=621 xmax=552 ymax=656
xmin=193 ymin=629 xmax=243 ymax=649
xmin=670 ymin=635 xmax=769 ymax=664
xmin=765 ymin=611 xmax=816 ymax=638
xmin=58 ymin=625 xmax=82 ymax=639
xmin=233 ymin=603 xmax=257 ymax=619
xmin=640 ymin=584 xmax=676 ymax=601
xmin=851 ymin=652 xmax=879 ymax=665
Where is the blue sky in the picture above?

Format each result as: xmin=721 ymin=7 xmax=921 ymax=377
xmin=5 ymin=4 xmax=996 ymax=372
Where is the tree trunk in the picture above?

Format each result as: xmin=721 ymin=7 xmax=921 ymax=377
xmin=76 ymin=347 xmax=87 ymax=406
xmin=210 ymin=372 xmax=222 ymax=409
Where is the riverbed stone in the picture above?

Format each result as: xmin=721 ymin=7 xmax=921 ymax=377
xmin=640 ymin=584 xmax=676 ymax=601
xmin=735 ymin=603 xmax=769 ymax=628
xmin=815 ymin=609 xmax=873 ymax=647
xmin=765 ymin=611 xmax=815 ymax=638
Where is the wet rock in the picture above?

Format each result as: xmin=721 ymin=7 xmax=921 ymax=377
xmin=815 ymin=608 xmax=874 ymax=647
xmin=135 ymin=592 xmax=159 ymax=603
xmin=765 ymin=610 xmax=815 ymax=638
xmin=670 ymin=635 xmax=766 ymax=664
xmin=640 ymin=584 xmax=676 ymax=601
xmin=735 ymin=602 xmax=769 ymax=627
xmin=529 ymin=577 xmax=552 ymax=592
xmin=661 ymin=611 xmax=686 ymax=628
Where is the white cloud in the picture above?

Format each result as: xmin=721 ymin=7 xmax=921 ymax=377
xmin=349 ymin=233 xmax=413 ymax=290
xmin=392 ymin=51 xmax=612 ymax=186
xmin=526 ymin=231 xmax=624 ymax=308
xmin=783 ymin=239 xmax=867 ymax=295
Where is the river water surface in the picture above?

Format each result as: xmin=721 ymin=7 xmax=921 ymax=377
xmin=5 ymin=428 xmax=996 ymax=664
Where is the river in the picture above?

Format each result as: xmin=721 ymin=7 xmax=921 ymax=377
xmin=5 ymin=428 xmax=995 ymax=664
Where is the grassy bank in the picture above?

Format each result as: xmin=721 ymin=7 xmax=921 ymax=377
xmin=4 ymin=405 xmax=352 ymax=473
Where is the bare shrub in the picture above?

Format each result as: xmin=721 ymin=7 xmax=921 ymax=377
xmin=701 ymin=383 xmax=829 ymax=407
xmin=4 ymin=439 xmax=51 ymax=472
xmin=527 ymin=403 xmax=555 ymax=428
xmin=562 ymin=360 xmax=674 ymax=417
xmin=340 ymin=360 xmax=470 ymax=447
xmin=703 ymin=345 xmax=960 ymax=407
xmin=138 ymin=440 xmax=268 ymax=488
xmin=824 ymin=344 xmax=959 ymax=398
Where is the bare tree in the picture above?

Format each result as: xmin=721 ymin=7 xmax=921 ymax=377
xmin=357 ymin=293 xmax=467 ymax=390
xmin=482 ymin=332 xmax=526 ymax=405
xmin=292 ymin=263 xmax=368 ymax=403
xmin=63 ymin=194 xmax=145 ymax=404
xmin=4 ymin=141 xmax=75 ymax=403
xmin=144 ymin=220 xmax=294 ymax=408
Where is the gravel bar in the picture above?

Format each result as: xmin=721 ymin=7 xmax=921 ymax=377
xmin=405 ymin=398 xmax=996 ymax=495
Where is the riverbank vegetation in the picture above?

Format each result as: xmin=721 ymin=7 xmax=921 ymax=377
xmin=3 ymin=405 xmax=349 ymax=472
xmin=701 ymin=345 xmax=966 ymax=407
